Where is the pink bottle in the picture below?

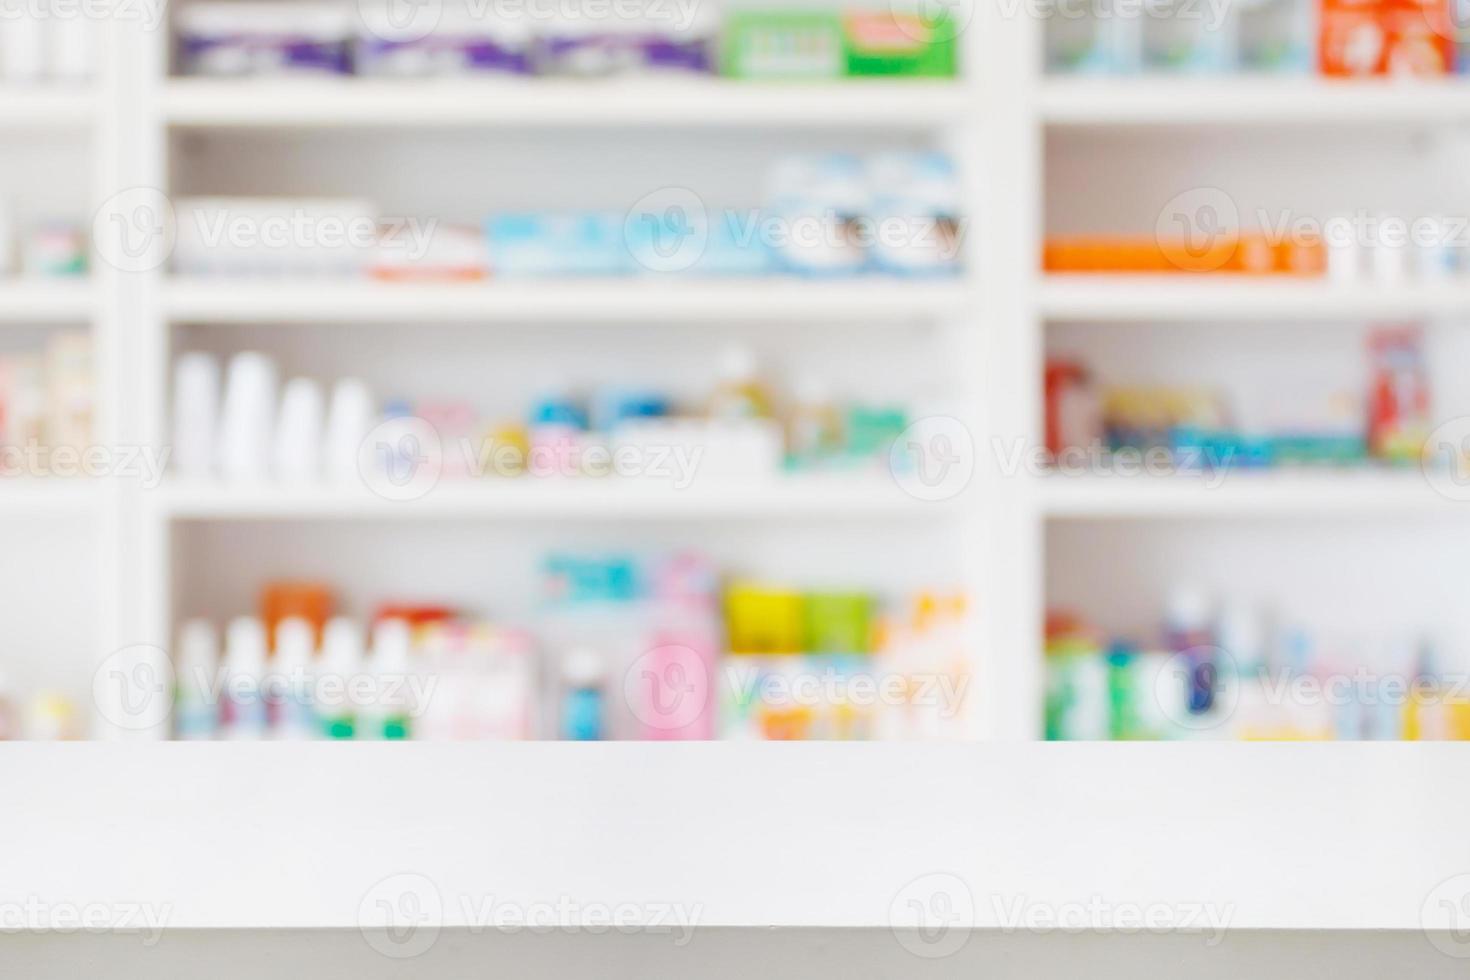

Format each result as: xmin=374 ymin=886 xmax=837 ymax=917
xmin=636 ymin=554 xmax=720 ymax=740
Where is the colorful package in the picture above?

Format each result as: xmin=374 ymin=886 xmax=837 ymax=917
xmin=178 ymin=2 xmax=353 ymax=77
xmin=485 ymin=212 xmax=632 ymax=277
xmin=722 ymin=11 xmax=846 ymax=79
xmin=1320 ymin=0 xmax=1452 ymax=76
xmin=842 ymin=9 xmax=957 ymax=77
xmin=355 ymin=2 xmax=532 ymax=76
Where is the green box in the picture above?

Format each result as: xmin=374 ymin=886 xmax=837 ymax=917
xmin=804 ymin=593 xmax=873 ymax=655
xmin=843 ymin=11 xmax=958 ymax=78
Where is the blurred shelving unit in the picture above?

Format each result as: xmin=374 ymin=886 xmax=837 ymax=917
xmin=0 ymin=28 xmax=119 ymax=719
xmin=83 ymin=3 xmax=1470 ymax=749
xmin=1029 ymin=24 xmax=1470 ymax=747
xmin=6 ymin=4 xmax=1468 ymax=963
xmin=112 ymin=1 xmax=995 ymax=745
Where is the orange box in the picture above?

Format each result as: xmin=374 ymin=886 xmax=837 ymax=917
xmin=1320 ymin=0 xmax=1451 ymax=76
xmin=260 ymin=581 xmax=334 ymax=650
xmin=1043 ymin=236 xmax=1325 ymax=276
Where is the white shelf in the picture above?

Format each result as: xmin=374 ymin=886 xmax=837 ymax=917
xmin=162 ymin=277 xmax=968 ymax=324
xmin=4 ymin=742 xmax=1464 ymax=932
xmin=1039 ymin=471 xmax=1454 ymax=519
xmin=153 ymin=475 xmax=948 ymax=521
xmin=1040 ymin=77 xmax=1470 ymax=127
xmin=1039 ymin=275 xmax=1470 ymax=322
xmin=0 ymin=88 xmax=94 ymax=129
xmin=162 ymin=78 xmax=969 ymax=129
xmin=0 ymin=279 xmax=94 ymax=323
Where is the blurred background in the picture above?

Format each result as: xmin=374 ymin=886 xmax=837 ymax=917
xmin=2 ymin=0 xmax=1468 ymax=743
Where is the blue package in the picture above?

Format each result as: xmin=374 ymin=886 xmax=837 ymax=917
xmin=623 ymin=205 xmax=773 ymax=277
xmin=561 ymin=687 xmax=605 ymax=740
xmin=704 ymin=210 xmax=776 ymax=276
xmin=765 ymin=154 xmax=872 ymax=278
xmin=529 ymin=395 xmax=589 ymax=431
xmin=592 ymin=389 xmax=670 ymax=431
xmin=1171 ymin=426 xmax=1271 ymax=470
xmin=868 ymin=152 xmax=964 ymax=278
xmin=485 ymin=212 xmax=632 ymax=277
xmin=543 ymin=554 xmax=641 ymax=605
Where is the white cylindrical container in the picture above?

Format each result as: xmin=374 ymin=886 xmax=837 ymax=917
xmin=273 ymin=377 xmax=325 ymax=482
xmin=268 ymin=617 xmax=318 ymax=740
xmin=216 ymin=351 xmax=277 ymax=481
xmin=1321 ymin=215 xmax=1361 ymax=284
xmin=172 ymin=352 xmax=220 ymax=479
xmin=317 ymin=617 xmax=365 ymax=739
xmin=221 ymin=616 xmax=269 ymax=740
xmin=323 ymin=377 xmax=374 ymax=483
xmin=1370 ymin=214 xmax=1411 ymax=285
xmin=175 ymin=619 xmax=221 ymax=740
xmin=365 ymin=618 xmax=415 ymax=739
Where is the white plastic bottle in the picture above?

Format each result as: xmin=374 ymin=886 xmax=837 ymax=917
xmin=172 ymin=353 xmax=220 ymax=479
xmin=221 ymin=617 xmax=268 ymax=739
xmin=175 ymin=619 xmax=221 ymax=740
xmin=273 ymin=377 xmax=326 ymax=482
xmin=323 ymin=378 xmax=374 ymax=483
xmin=366 ymin=618 xmax=415 ymax=740
xmin=317 ymin=617 xmax=365 ymax=739
xmin=269 ymin=617 xmax=318 ymax=740
xmin=217 ymin=352 xmax=278 ymax=482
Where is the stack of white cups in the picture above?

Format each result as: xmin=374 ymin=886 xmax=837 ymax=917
xmin=172 ymin=351 xmax=375 ymax=483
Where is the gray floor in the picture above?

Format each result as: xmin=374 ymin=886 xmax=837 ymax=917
xmin=1 ymin=928 xmax=1465 ymax=978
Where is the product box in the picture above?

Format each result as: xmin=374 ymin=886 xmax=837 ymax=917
xmin=721 ymin=11 xmax=846 ymax=79
xmin=1320 ymin=0 xmax=1452 ymax=76
xmin=842 ymin=10 xmax=957 ymax=77
xmin=484 ymin=212 xmax=632 ymax=277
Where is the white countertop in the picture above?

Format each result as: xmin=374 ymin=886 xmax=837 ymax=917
xmin=1 ymin=742 xmax=1466 ymax=934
